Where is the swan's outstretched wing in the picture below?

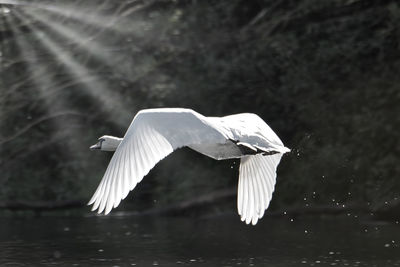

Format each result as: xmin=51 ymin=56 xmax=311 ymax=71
xmin=89 ymin=108 xmax=228 ymax=214
xmin=237 ymin=153 xmax=283 ymax=225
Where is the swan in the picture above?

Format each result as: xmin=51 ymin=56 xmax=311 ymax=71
xmin=88 ymin=108 xmax=290 ymax=225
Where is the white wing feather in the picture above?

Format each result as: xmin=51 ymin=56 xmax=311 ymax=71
xmin=88 ymin=108 xmax=228 ymax=214
xmin=237 ymin=153 xmax=283 ymax=225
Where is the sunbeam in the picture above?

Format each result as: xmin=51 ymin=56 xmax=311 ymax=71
xmin=1 ymin=11 xmax=75 ymax=121
xmin=23 ymin=8 xmax=138 ymax=80
xmin=23 ymin=7 xmax=166 ymax=85
xmin=4 ymin=12 xmax=85 ymax=154
xmin=0 ymin=0 xmax=149 ymax=35
xmin=12 ymin=9 xmax=132 ymax=126
xmin=5 ymin=12 xmax=70 ymax=114
xmin=3 ymin=0 xmax=176 ymax=93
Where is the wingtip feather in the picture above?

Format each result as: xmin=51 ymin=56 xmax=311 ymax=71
xmin=87 ymin=198 xmax=95 ymax=206
xmin=90 ymin=204 xmax=97 ymax=212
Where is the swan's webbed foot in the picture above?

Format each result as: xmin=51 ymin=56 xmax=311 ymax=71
xmin=229 ymin=139 xmax=279 ymax=156
xmin=261 ymin=151 xmax=279 ymax=156
xmin=230 ymin=139 xmax=258 ymax=155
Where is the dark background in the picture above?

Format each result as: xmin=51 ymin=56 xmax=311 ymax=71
xmin=0 ymin=0 xmax=399 ymax=219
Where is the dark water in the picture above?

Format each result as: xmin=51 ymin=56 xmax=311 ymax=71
xmin=0 ymin=213 xmax=399 ymax=266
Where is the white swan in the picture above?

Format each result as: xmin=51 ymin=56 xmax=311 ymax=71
xmin=89 ymin=108 xmax=290 ymax=225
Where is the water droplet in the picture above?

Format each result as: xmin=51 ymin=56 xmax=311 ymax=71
xmin=329 ymin=252 xmax=335 ymax=255
xmin=384 ymin=244 xmax=390 ymax=248
xmin=98 ymin=249 xmax=104 ymax=252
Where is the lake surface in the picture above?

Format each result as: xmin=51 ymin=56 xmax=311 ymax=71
xmin=0 ymin=213 xmax=399 ymax=266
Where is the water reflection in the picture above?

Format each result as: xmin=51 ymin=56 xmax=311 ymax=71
xmin=0 ymin=214 xmax=399 ymax=266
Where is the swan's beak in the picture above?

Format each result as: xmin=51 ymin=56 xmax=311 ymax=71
xmin=90 ymin=141 xmax=101 ymax=150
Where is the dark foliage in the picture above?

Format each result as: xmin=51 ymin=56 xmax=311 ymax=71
xmin=0 ymin=0 xmax=398 ymax=214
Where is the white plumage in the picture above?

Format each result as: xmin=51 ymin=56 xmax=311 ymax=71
xmin=88 ymin=108 xmax=290 ymax=225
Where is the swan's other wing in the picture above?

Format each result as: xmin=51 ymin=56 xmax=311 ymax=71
xmin=237 ymin=153 xmax=283 ymax=225
xmin=89 ymin=108 xmax=227 ymax=214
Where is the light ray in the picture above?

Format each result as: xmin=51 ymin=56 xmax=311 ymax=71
xmin=4 ymin=12 xmax=84 ymax=152
xmin=23 ymin=8 xmax=136 ymax=79
xmin=0 ymin=0 xmax=148 ymax=35
xmin=13 ymin=9 xmax=132 ymax=126
xmin=23 ymin=8 xmax=163 ymax=84
xmin=1 ymin=12 xmax=73 ymax=118
xmin=4 ymin=1 xmax=172 ymax=87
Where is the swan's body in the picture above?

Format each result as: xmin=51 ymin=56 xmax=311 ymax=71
xmin=89 ymin=108 xmax=290 ymax=225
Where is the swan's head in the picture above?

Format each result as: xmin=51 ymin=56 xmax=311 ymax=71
xmin=90 ymin=135 xmax=122 ymax=152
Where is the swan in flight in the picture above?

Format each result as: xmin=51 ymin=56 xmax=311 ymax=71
xmin=89 ymin=108 xmax=290 ymax=225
